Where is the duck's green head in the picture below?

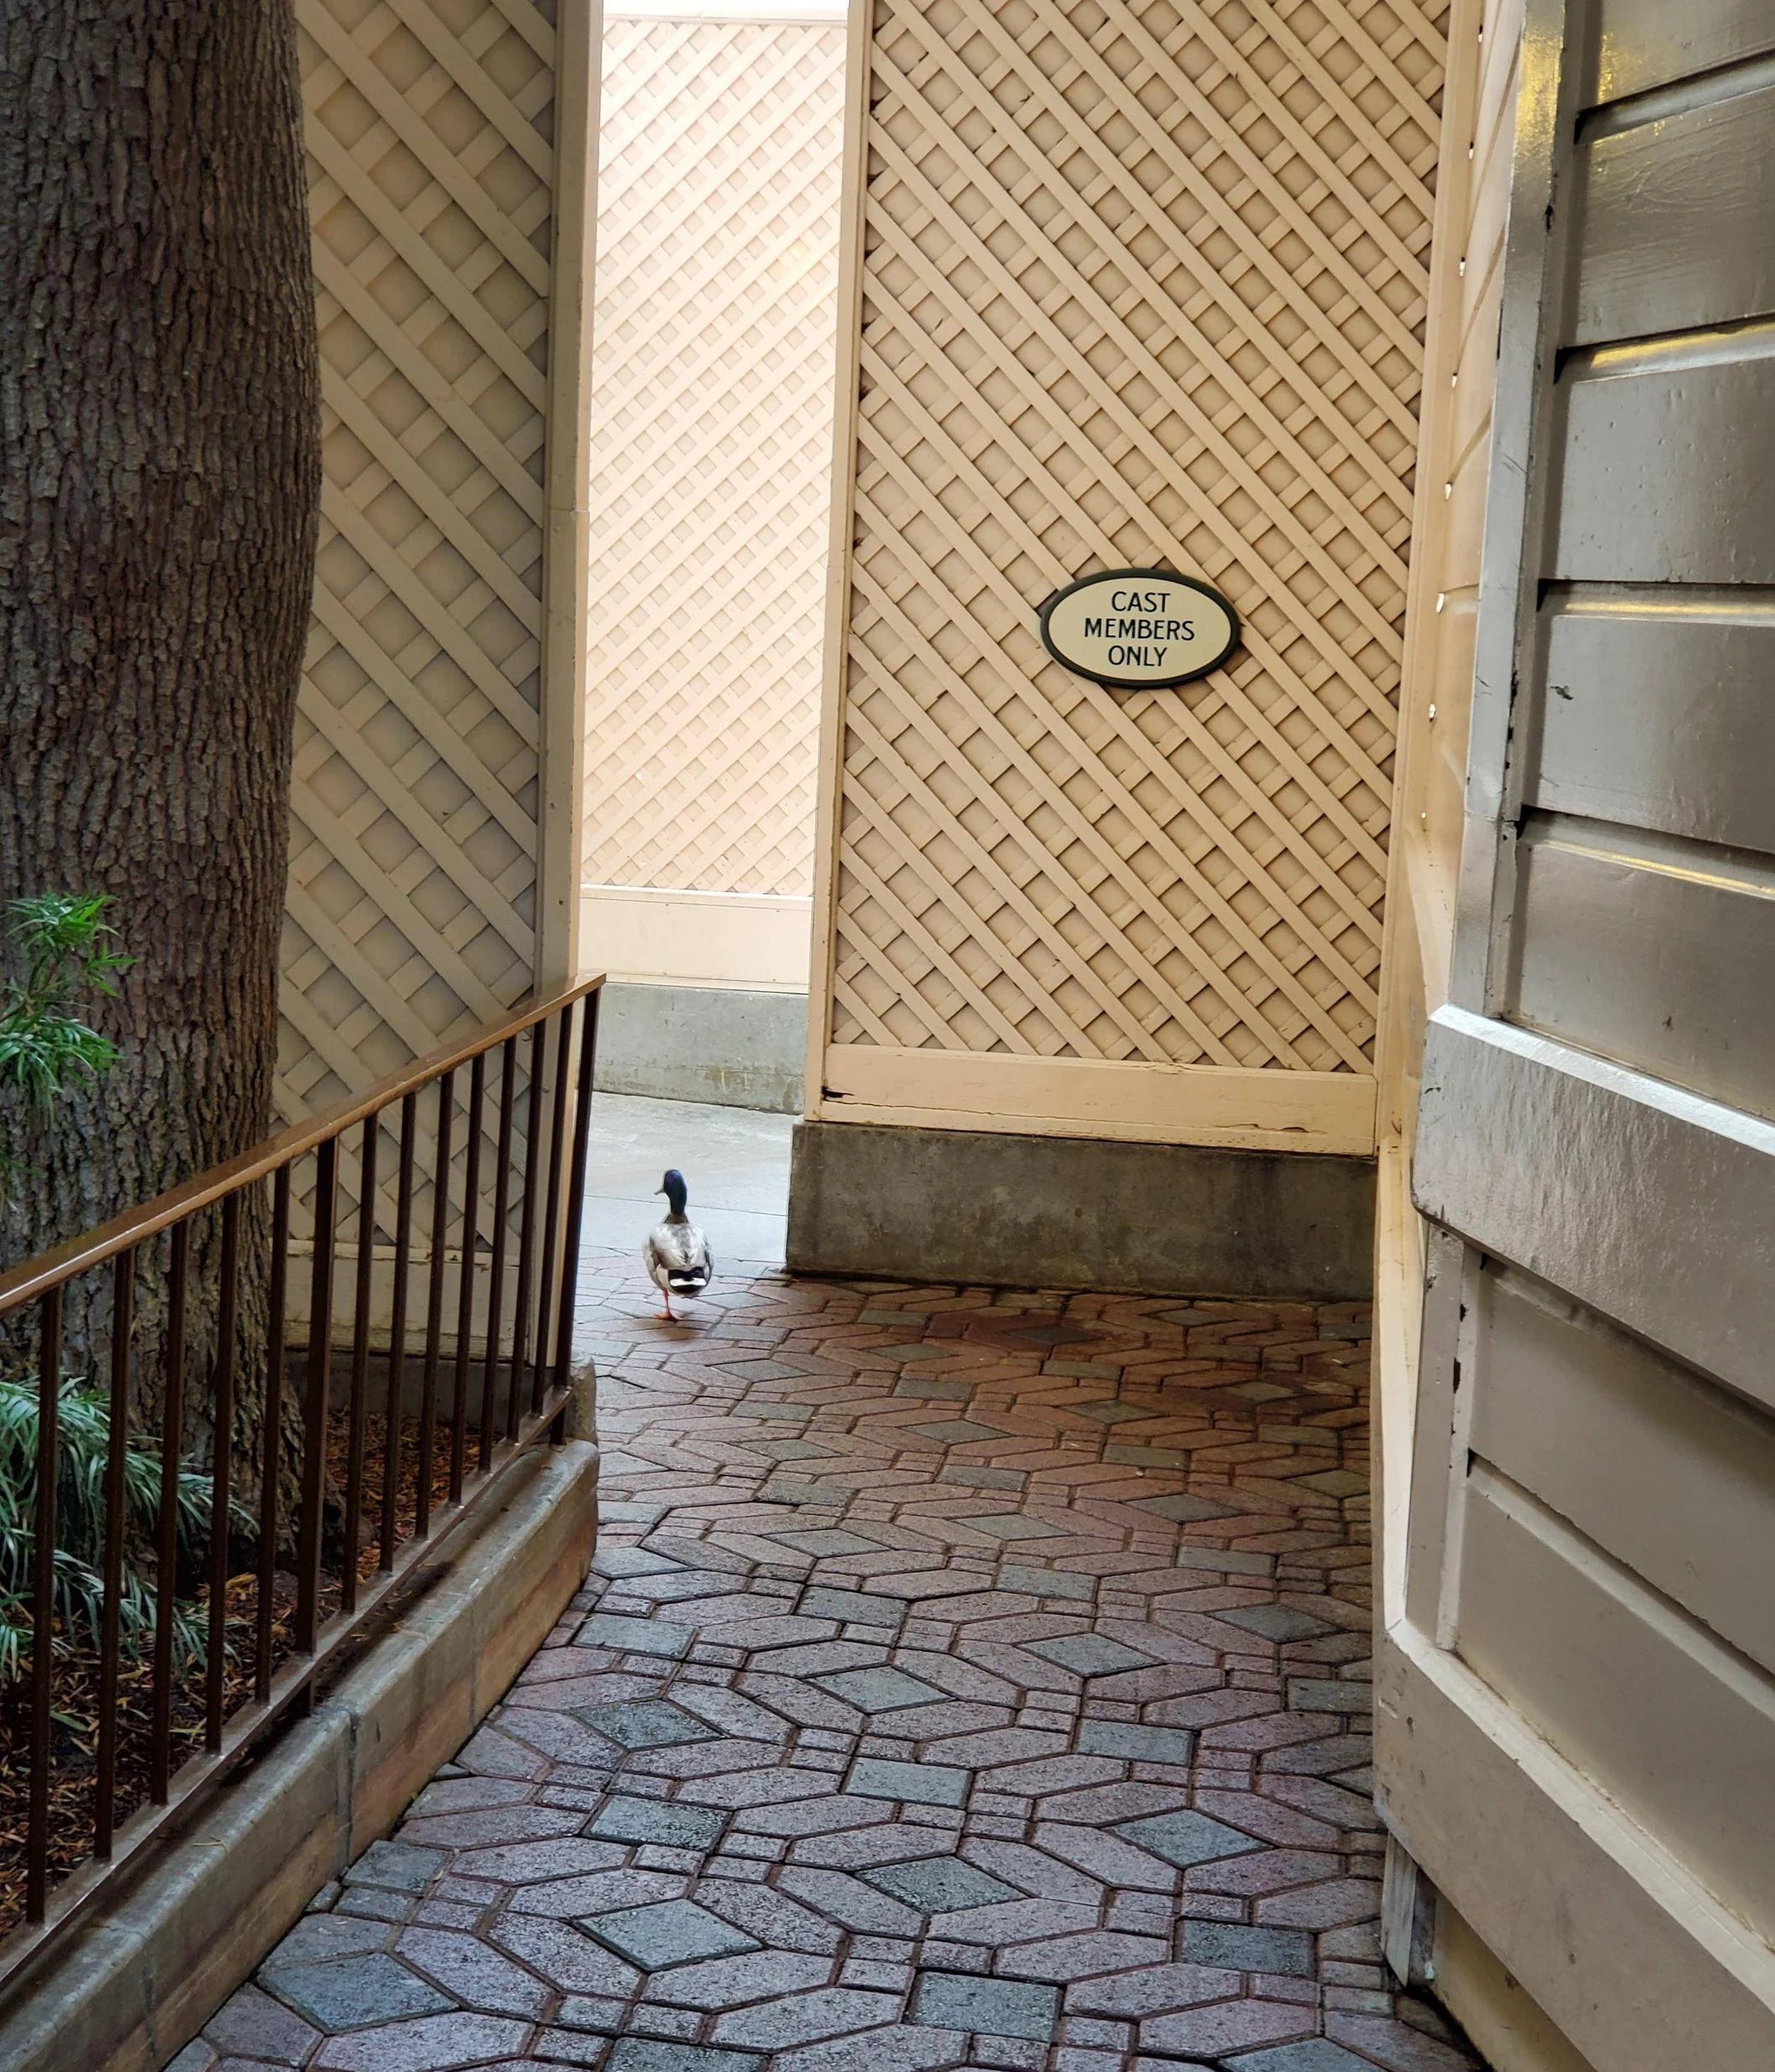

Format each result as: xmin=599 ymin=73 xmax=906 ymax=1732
xmin=660 ymin=1169 xmax=688 ymax=1216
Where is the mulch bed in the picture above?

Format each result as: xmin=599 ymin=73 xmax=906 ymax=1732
xmin=0 ymin=1407 xmax=470 ymax=1940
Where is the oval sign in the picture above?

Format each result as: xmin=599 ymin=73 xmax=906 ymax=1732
xmin=1039 ymin=568 xmax=1240 ymax=689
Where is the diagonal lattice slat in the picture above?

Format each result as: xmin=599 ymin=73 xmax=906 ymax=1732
xmin=281 ymin=0 xmax=556 ymax=1135
xmin=582 ymin=17 xmax=845 ymax=902
xmin=829 ymin=0 xmax=1447 ymax=1077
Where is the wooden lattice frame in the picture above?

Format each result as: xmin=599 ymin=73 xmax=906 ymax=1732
xmin=820 ymin=0 xmax=1449 ymax=1084
xmin=582 ymin=16 xmax=845 ymax=902
xmin=282 ymin=0 xmax=558 ymax=1127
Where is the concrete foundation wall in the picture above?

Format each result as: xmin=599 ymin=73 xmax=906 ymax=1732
xmin=786 ymin=1119 xmax=1374 ymax=1299
xmin=592 ymin=982 xmax=807 ymax=1112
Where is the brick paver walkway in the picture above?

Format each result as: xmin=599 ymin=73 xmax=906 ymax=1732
xmin=182 ymin=1259 xmax=1481 ymax=2072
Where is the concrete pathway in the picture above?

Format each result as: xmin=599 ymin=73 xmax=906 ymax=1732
xmin=578 ymin=1095 xmax=793 ymax=1271
xmin=181 ymin=1258 xmax=1481 ymax=2072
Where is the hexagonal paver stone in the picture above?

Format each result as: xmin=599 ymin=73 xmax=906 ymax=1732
xmin=313 ymin=2012 xmax=530 ymax=2070
xmin=1077 ymin=1721 xmax=1197 ymax=1763
xmin=1225 ymin=2043 xmax=1378 ymax=2072
xmin=712 ymin=1986 xmax=901 ymax=2049
xmin=579 ymin=1701 xmax=719 ymax=1750
xmin=800 ymin=1586 xmax=905 ymax=1628
xmin=1288 ymin=1678 xmax=1373 ymax=1713
xmin=267 ymin=1952 xmax=454 ymax=2031
xmin=846 ymin=1758 xmax=969 ymax=1806
xmin=263 ymin=1915 xmax=393 ymax=1968
xmin=1026 ymin=1634 xmax=1157 ymax=1676
xmin=586 ymin=1900 xmax=761 ymax=1971
xmin=575 ymin=1612 xmax=694 ymax=1657
xmin=961 ymin=1514 xmax=1055 ymax=1540
xmin=1066 ymin=1400 xmax=1152 ymax=1423
xmin=1113 ymin=1810 xmax=1264 ymax=1867
xmin=1220 ymin=1605 xmax=1335 ymax=1643
xmin=812 ymin=1667 xmax=944 ymax=1712
xmin=1182 ymin=1921 xmax=1316 ymax=1977
xmin=593 ymin=1547 xmax=684 ymax=1579
xmin=906 ymin=1420 xmax=1003 ymax=1444
xmin=589 ymin=1795 xmax=727 ymax=1849
xmin=911 ymin=1972 xmax=1059 ymax=2041
xmin=998 ymin=1565 xmax=1095 ymax=1602
xmin=774 ymin=1530 xmax=884 ymax=1555
xmin=397 ymin=1927 xmax=555 ymax=2016
xmin=609 ymin=2043 xmax=763 ymax=2072
xmin=863 ymin=1857 xmax=1020 ymax=1914
xmin=205 ymin=1982 xmax=321 ymax=2064
xmin=1130 ymin=1493 xmax=1235 ymax=1523
xmin=345 ymin=1841 xmax=447 ymax=1894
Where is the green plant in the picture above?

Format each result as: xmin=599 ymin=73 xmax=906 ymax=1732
xmin=0 ymin=891 xmax=131 ymax=1123
xmin=0 ymin=1372 xmax=217 ymax=1683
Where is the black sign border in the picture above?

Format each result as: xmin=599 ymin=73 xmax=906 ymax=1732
xmin=1038 ymin=568 xmax=1242 ymax=690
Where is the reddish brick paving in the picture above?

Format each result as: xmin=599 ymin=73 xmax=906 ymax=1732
xmin=181 ymin=1258 xmax=1481 ymax=2072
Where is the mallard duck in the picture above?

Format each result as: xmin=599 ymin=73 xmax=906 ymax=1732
xmin=644 ymin=1168 xmax=714 ymax=1320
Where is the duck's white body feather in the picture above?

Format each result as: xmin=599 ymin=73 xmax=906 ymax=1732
xmin=645 ymin=1213 xmax=713 ymax=1298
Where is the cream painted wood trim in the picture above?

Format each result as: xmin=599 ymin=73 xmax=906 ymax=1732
xmin=1377 ymin=1620 xmax=1775 ymax=2072
xmin=579 ymin=885 xmax=812 ymax=989
xmin=817 ymin=1045 xmax=1376 ymax=1154
xmin=537 ymin=0 xmax=602 ymax=989
xmin=803 ymin=0 xmax=871 ymax=1120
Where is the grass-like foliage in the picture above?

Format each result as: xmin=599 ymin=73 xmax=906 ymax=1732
xmin=0 ymin=1371 xmax=215 ymax=1684
xmin=0 ymin=891 xmax=132 ymax=1124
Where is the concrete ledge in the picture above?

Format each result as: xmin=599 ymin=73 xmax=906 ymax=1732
xmin=787 ymin=1119 xmax=1374 ymax=1299
xmin=0 ymin=1439 xmax=599 ymax=2072
xmin=592 ymin=982 xmax=806 ymax=1112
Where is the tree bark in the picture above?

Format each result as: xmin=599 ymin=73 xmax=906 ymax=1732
xmin=0 ymin=1 xmax=319 ymax=1467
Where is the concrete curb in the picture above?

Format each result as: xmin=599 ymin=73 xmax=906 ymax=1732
xmin=0 ymin=1437 xmax=599 ymax=2072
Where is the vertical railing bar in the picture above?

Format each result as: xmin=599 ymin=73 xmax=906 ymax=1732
xmin=418 ymin=1069 xmax=455 ymax=1540
xmin=479 ymin=1038 xmax=519 ymax=1472
xmin=205 ymin=1194 xmax=241 ymax=1752
xmin=26 ymin=1285 xmax=64 ymax=1924
xmin=381 ymin=1090 xmax=418 ymax=1570
xmin=449 ymin=1053 xmax=485 ymax=1505
xmin=549 ymin=991 xmax=601 ymax=1410
xmin=296 ymin=1140 xmax=340 ymax=1654
xmin=255 ymin=1166 xmax=290 ymax=1705
xmin=531 ymin=1005 xmax=574 ymax=1415
xmin=95 ymin=1250 xmax=134 ymax=1861
xmin=151 ymin=1221 xmax=189 ymax=1805
xmin=340 ymin=1117 xmax=378 ymax=1616
xmin=507 ymin=1020 xmax=547 ymax=1443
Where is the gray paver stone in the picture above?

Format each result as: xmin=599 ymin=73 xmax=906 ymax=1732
xmin=204 ymin=1984 xmax=321 ymax=2064
xmin=576 ymin=1614 xmax=695 ymax=1657
xmin=1182 ymin=1922 xmax=1316 ymax=1977
xmin=813 ymin=1668 xmax=944 ymax=1711
xmin=587 ymin=1899 xmax=761 ymax=1971
xmin=1113 ymin=1810 xmax=1263 ymax=1867
xmin=345 ymin=1841 xmax=446 ymax=1894
xmin=1220 ymin=1607 xmax=1336 ymax=1643
xmin=608 ymin=2043 xmax=763 ymax=2072
xmin=1077 ymin=1722 xmax=1196 ymax=1764
xmin=1225 ymin=2044 xmax=1378 ymax=2072
xmin=911 ymin=1974 xmax=1059 ymax=2041
xmin=589 ymin=1795 xmax=727 ymax=1848
xmin=863 ymin=1858 xmax=1020 ymax=1914
xmin=1027 ymin=1636 xmax=1157 ymax=1677
xmin=265 ymin=1953 xmax=453 ymax=2032
xmin=801 ymin=1587 xmax=906 ymax=1627
xmin=313 ymin=2012 xmax=531 ymax=2070
xmin=578 ymin=1701 xmax=719 ymax=1749
xmin=848 ymin=1758 xmax=969 ymax=1806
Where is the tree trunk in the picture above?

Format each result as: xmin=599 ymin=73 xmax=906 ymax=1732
xmin=0 ymin=0 xmax=320 ymax=1475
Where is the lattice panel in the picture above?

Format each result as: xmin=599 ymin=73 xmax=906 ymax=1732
xmin=280 ymin=0 xmax=557 ymax=1133
xmin=582 ymin=17 xmax=844 ymax=901
xmin=828 ymin=0 xmax=1447 ymax=1074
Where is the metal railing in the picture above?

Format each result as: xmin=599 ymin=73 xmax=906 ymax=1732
xmin=0 ymin=976 xmax=602 ymax=1983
